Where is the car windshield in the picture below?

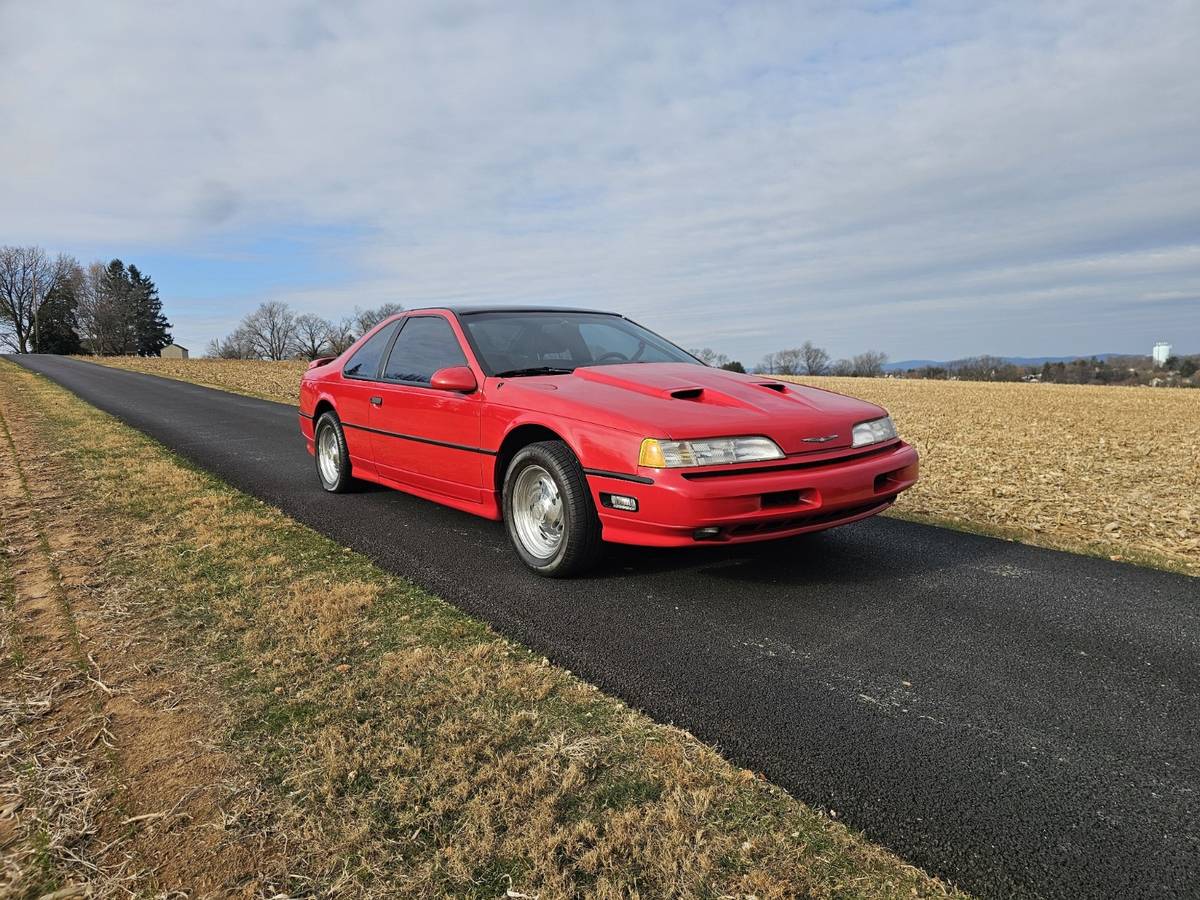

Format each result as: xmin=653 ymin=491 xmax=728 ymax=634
xmin=461 ymin=311 xmax=700 ymax=376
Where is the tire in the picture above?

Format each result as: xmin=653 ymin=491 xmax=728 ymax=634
xmin=314 ymin=411 xmax=355 ymax=493
xmin=503 ymin=441 xmax=603 ymax=577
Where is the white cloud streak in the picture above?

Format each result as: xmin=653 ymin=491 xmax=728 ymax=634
xmin=2 ymin=0 xmax=1198 ymax=360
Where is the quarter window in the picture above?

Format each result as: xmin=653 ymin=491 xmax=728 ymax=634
xmin=383 ymin=316 xmax=468 ymax=385
xmin=343 ymin=320 xmax=400 ymax=379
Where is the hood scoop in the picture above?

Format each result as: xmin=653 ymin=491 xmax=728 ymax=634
xmin=572 ymin=365 xmax=707 ymax=400
xmin=571 ymin=364 xmax=801 ymax=409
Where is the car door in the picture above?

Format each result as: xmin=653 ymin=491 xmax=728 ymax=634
xmin=368 ymin=313 xmax=485 ymax=502
xmin=334 ymin=318 xmax=403 ymax=479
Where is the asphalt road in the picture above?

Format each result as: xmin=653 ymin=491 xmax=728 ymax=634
xmin=8 ymin=354 xmax=1199 ymax=899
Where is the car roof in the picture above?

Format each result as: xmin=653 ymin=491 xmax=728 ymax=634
xmin=403 ymin=305 xmax=619 ymax=316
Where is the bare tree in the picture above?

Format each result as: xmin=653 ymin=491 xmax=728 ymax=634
xmin=353 ymin=303 xmax=404 ymax=336
xmin=74 ymin=261 xmax=113 ymax=354
xmin=831 ymin=358 xmax=854 ymax=376
xmin=240 ymin=301 xmax=298 ymax=360
xmin=800 ymin=341 xmax=831 ymax=375
xmin=326 ymin=316 xmax=357 ymax=355
xmin=0 ymin=245 xmax=73 ymax=352
xmin=758 ymin=348 xmax=805 ymax=375
xmin=850 ymin=350 xmax=888 ymax=377
xmin=74 ymin=260 xmax=146 ymax=355
xmin=205 ymin=327 xmax=256 ymax=359
xmin=689 ymin=347 xmax=729 ymax=367
xmin=773 ymin=347 xmax=804 ymax=375
xmin=294 ymin=313 xmax=334 ymax=359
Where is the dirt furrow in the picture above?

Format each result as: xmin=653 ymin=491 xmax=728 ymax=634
xmin=0 ymin=397 xmax=284 ymax=898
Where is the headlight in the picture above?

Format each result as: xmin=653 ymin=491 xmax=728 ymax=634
xmin=851 ymin=415 xmax=897 ymax=448
xmin=639 ymin=436 xmax=784 ymax=468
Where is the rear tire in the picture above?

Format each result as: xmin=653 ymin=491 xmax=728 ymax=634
xmin=503 ymin=441 xmax=603 ymax=577
xmin=314 ymin=411 xmax=355 ymax=493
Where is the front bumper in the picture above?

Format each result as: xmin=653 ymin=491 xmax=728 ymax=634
xmin=588 ymin=440 xmax=919 ymax=547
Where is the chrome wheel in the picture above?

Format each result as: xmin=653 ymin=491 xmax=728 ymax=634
xmin=511 ymin=464 xmax=565 ymax=559
xmin=317 ymin=424 xmax=340 ymax=485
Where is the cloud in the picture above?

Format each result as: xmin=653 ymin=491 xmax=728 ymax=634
xmin=191 ymin=180 xmax=240 ymax=227
xmin=1 ymin=0 xmax=1198 ymax=360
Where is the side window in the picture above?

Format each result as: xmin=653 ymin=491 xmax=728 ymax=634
xmin=343 ymin=320 xmax=400 ymax=379
xmin=382 ymin=316 xmax=468 ymax=385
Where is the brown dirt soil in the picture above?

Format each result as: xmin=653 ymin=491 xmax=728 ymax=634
xmin=0 ymin=397 xmax=287 ymax=896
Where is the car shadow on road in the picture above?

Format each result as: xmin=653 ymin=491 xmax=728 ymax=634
xmin=354 ymin=478 xmax=963 ymax=588
xmin=590 ymin=518 xmax=952 ymax=586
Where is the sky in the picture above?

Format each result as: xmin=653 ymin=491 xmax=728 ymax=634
xmin=2 ymin=1 xmax=1198 ymax=363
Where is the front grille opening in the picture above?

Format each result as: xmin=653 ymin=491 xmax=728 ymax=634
xmin=725 ymin=499 xmax=892 ymax=537
xmin=874 ymin=463 xmax=916 ymax=493
xmin=760 ymin=488 xmax=816 ymax=509
xmin=762 ymin=490 xmax=800 ymax=508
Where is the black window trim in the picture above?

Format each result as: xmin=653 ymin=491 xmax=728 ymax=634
xmin=379 ymin=313 xmax=472 ymax=390
xmin=341 ymin=317 xmax=404 ymax=383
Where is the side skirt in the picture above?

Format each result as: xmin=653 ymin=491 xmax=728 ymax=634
xmin=349 ymin=465 xmax=502 ymax=521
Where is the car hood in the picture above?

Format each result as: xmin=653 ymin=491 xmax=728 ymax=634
xmin=499 ymin=363 xmax=888 ymax=454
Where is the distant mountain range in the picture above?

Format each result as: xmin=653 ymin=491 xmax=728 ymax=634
xmin=882 ymin=353 xmax=1147 ymax=372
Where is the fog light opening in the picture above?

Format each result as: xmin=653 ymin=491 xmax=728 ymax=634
xmin=600 ymin=492 xmax=639 ymax=512
xmin=693 ymin=526 xmax=722 ymax=541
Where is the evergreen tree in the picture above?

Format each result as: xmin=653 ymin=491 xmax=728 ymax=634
xmin=128 ymin=264 xmax=172 ymax=355
xmin=35 ymin=277 xmax=83 ymax=354
xmin=98 ymin=259 xmax=138 ymax=354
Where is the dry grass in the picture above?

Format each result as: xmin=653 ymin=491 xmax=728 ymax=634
xmin=0 ymin=371 xmax=289 ymax=897
xmin=4 ymin=360 xmax=962 ymax=897
xmin=81 ymin=355 xmax=307 ymax=404
xmin=84 ymin=356 xmax=1199 ymax=574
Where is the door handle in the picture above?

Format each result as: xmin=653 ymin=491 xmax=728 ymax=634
xmin=370 ymin=396 xmax=383 ymax=406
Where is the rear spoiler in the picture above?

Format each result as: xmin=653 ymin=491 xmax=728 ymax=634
xmin=308 ymin=356 xmax=336 ymax=370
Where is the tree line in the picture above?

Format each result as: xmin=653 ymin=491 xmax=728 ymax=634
xmin=691 ymin=341 xmax=890 ymax=377
xmin=902 ymin=354 xmax=1199 ymax=387
xmin=208 ymin=301 xmax=405 ymax=360
xmin=0 ymin=245 xmax=171 ymax=355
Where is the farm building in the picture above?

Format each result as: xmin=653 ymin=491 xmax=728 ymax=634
xmin=161 ymin=343 xmax=189 ymax=359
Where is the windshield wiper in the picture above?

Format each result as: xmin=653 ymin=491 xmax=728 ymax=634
xmin=494 ymin=366 xmax=574 ymax=378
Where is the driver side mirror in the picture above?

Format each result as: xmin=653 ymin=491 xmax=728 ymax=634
xmin=430 ymin=365 xmax=478 ymax=393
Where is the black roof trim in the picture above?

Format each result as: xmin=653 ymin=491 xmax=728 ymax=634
xmin=404 ymin=305 xmax=619 ymax=316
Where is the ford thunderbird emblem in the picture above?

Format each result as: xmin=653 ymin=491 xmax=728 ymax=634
xmin=802 ymin=434 xmax=839 ymax=443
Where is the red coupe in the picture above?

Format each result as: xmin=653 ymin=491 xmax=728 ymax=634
xmin=299 ymin=307 xmax=919 ymax=576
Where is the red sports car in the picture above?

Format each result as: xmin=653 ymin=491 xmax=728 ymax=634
xmin=299 ymin=307 xmax=919 ymax=576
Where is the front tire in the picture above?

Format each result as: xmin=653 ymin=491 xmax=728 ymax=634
xmin=503 ymin=441 xmax=603 ymax=577
xmin=314 ymin=411 xmax=355 ymax=493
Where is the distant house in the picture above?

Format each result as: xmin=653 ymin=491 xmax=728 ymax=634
xmin=161 ymin=344 xmax=189 ymax=359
